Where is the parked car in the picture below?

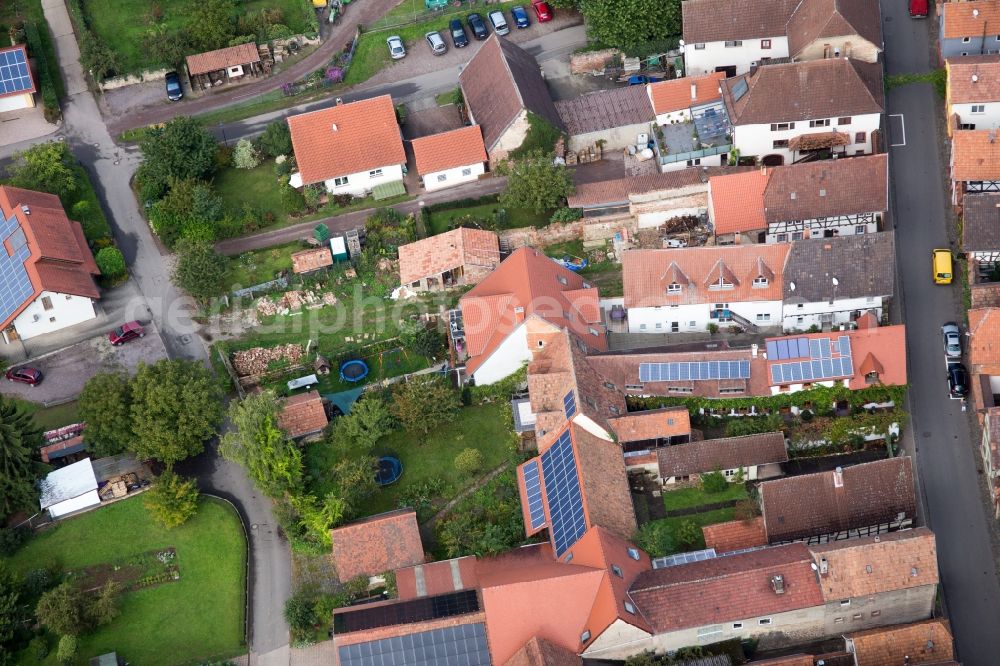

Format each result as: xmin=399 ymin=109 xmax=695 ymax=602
xmin=942 ymin=322 xmax=962 ymax=358
xmin=532 ymin=1 xmax=553 ymax=22
xmin=425 ymin=31 xmax=448 ymax=55
xmin=164 ymin=71 xmax=183 ymax=101
xmin=386 ymin=35 xmax=406 ymax=60
xmin=909 ymin=0 xmax=928 ymax=18
xmin=449 ymin=18 xmax=469 ymax=48
xmin=6 ymin=366 xmax=42 ymax=386
xmin=511 ymin=5 xmax=531 ymax=28
xmin=628 ymin=75 xmax=656 ymax=85
xmin=467 ymin=13 xmax=489 ymax=40
xmin=664 ymin=238 xmax=688 ymax=248
xmin=488 ymin=10 xmax=510 ymax=35
xmin=109 ymin=321 xmax=145 ymax=346
xmin=948 ymin=363 xmax=969 ymax=398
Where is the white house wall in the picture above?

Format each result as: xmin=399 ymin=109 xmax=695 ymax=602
xmin=628 ymin=300 xmax=782 ymax=333
xmin=322 ymin=163 xmax=404 ymax=198
xmin=585 ymin=619 xmax=652 ymax=659
xmin=13 ymin=291 xmax=97 ymax=340
xmin=733 ymin=114 xmax=881 ymax=164
xmin=569 ymin=123 xmax=652 ymax=153
xmin=764 ymin=216 xmax=878 ymax=243
xmin=655 ymin=108 xmax=693 ymax=126
xmin=769 ymin=378 xmax=844 ymax=396
xmin=422 ymin=162 xmax=485 ymax=192
xmin=952 ymin=101 xmax=1000 ymax=131
xmin=637 ymin=206 xmax=704 ymax=229
xmin=0 ymin=92 xmax=33 ymax=113
xmin=781 ymin=296 xmax=884 ymax=331
xmin=471 ymin=322 xmax=530 ymax=385
xmin=683 ymin=37 xmax=789 ymax=76
xmin=49 ymin=490 xmax=100 ymax=518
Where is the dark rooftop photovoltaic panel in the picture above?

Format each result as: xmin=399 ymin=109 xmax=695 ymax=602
xmin=639 ymin=361 xmax=751 ymax=382
xmin=338 ymin=622 xmax=491 ymax=666
xmin=0 ymin=211 xmax=34 ymax=325
xmin=731 ymin=78 xmax=749 ymax=102
xmin=333 ymin=590 xmax=480 ymax=634
xmin=769 ymin=335 xmax=853 ymax=385
xmin=563 ymin=389 xmax=576 ymax=418
xmin=0 ymin=48 xmax=33 ymax=96
xmin=522 ymin=459 xmax=546 ymax=530
xmin=541 ymin=429 xmax=587 ymax=558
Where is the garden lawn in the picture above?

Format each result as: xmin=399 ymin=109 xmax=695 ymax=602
xmin=77 ymin=0 xmax=310 ymax=75
xmin=543 ymin=239 xmax=624 ymax=297
xmin=6 ymin=495 xmax=246 ymax=665
xmin=652 ymin=507 xmax=737 ymax=553
xmin=305 ymin=402 xmax=514 ymax=517
xmin=661 ymin=483 xmax=749 ymax=512
xmin=426 ymin=201 xmax=551 ymax=236
xmin=13 ymin=399 xmax=80 ymax=432
xmin=214 ymin=162 xmax=286 ymax=222
xmin=262 ymin=346 xmax=431 ymax=396
xmin=222 ymin=241 xmax=298 ymax=288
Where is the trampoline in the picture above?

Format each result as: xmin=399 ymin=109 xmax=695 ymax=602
xmin=375 ymin=456 xmax=403 ymax=486
xmin=340 ymin=359 xmax=370 ymax=383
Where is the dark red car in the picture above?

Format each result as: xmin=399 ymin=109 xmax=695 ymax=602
xmin=532 ymin=1 xmax=553 ymax=22
xmin=6 ymin=366 xmax=42 ymax=386
xmin=109 ymin=321 xmax=145 ymax=346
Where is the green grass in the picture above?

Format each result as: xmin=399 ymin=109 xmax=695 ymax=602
xmin=264 ymin=346 xmax=431 ymax=396
xmin=886 ymin=68 xmax=946 ymax=98
xmin=6 ymin=496 xmax=246 ymax=665
xmin=434 ymin=88 xmax=461 ymax=107
xmin=645 ymin=507 xmax=737 ymax=555
xmin=543 ymin=239 xmax=624 ymax=297
xmin=70 ymin=164 xmax=113 ymax=241
xmin=427 ymin=201 xmax=551 ymax=235
xmin=661 ymin=483 xmax=749 ymax=512
xmin=223 ymin=241 xmax=298 ymax=288
xmin=194 ymin=89 xmax=287 ymax=127
xmin=214 ymin=162 xmax=286 ymax=220
xmin=14 ymin=399 xmax=80 ymax=431
xmin=78 ymin=0 xmax=309 ymax=75
xmin=305 ymin=402 xmax=514 ymax=516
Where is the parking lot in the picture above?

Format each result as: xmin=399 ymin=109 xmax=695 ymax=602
xmin=0 ymin=321 xmax=169 ymax=405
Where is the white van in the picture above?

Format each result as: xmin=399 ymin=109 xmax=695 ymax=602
xmin=488 ymin=10 xmax=510 ymax=35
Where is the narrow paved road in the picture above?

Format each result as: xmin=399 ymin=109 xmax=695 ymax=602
xmin=881 ymin=1 xmax=1000 ymax=663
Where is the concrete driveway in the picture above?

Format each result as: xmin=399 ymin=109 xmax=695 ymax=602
xmin=0 ymin=320 xmax=168 ymax=405
xmin=881 ymin=0 xmax=1000 ymax=662
xmin=0 ymin=104 xmax=58 ymax=148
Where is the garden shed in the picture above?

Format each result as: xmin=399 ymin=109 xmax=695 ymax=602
xmin=330 ymin=236 xmax=349 ymax=262
xmin=39 ymin=458 xmax=100 ymax=519
xmin=186 ymin=43 xmax=264 ymax=91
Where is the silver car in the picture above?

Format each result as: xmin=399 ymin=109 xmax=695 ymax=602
xmin=425 ymin=31 xmax=448 ymax=55
xmin=488 ymin=10 xmax=510 ymax=35
xmin=387 ymin=35 xmax=406 ymax=60
xmin=942 ymin=322 xmax=962 ymax=358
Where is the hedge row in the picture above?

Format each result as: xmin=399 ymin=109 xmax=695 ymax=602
xmin=23 ymin=22 xmax=61 ymax=122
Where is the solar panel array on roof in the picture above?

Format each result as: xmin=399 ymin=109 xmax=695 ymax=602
xmin=0 ymin=48 xmax=32 ymax=96
xmin=521 ymin=459 xmax=546 ymax=530
xmin=765 ymin=337 xmax=810 ymax=360
xmin=540 ymin=429 xmax=587 ymax=557
xmin=0 ymin=211 xmax=34 ymax=325
xmin=333 ymin=590 xmax=480 ymax=634
xmin=651 ymin=548 xmax=718 ymax=569
xmin=731 ymin=78 xmax=749 ymax=102
xmin=563 ymin=389 xmax=576 ymax=418
xmin=338 ymin=622 xmax=490 ymax=666
xmin=639 ymin=361 xmax=751 ymax=383
xmin=769 ymin=335 xmax=853 ymax=384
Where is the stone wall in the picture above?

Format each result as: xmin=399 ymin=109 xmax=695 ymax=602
xmin=570 ymin=48 xmax=620 ymax=75
xmin=99 ymin=68 xmax=170 ymax=91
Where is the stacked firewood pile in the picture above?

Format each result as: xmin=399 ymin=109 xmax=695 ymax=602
xmin=231 ymin=344 xmax=304 ymax=377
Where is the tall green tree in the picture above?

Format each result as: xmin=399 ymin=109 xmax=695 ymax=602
xmin=391 ymin=375 xmax=461 ymax=435
xmin=289 ymin=492 xmax=346 ymax=549
xmin=329 ymin=456 xmax=378 ymax=518
xmin=0 ymin=396 xmax=42 ymax=518
xmin=6 ymin=141 xmax=77 ymax=203
xmin=220 ymin=392 xmax=303 ymax=498
xmin=35 ymin=582 xmax=88 ymax=637
xmin=257 ymin=120 xmax=293 ymax=158
xmin=136 ymin=117 xmax=218 ymax=202
xmin=330 ymin=394 xmax=394 ymax=451
xmin=579 ymin=0 xmax=681 ymax=49
xmin=144 ymin=470 xmax=200 ymax=528
xmin=496 ymin=152 xmax=574 ymax=214
xmin=0 ymin=562 xmax=20 ymax=645
xmin=77 ymin=370 xmax=133 ymax=457
xmin=186 ymin=0 xmax=237 ymax=52
xmin=87 ymin=581 xmax=122 ymax=627
xmin=148 ymin=178 xmax=224 ymax=248
xmin=172 ymin=239 xmax=229 ymax=299
xmin=129 ymin=360 xmax=223 ymax=466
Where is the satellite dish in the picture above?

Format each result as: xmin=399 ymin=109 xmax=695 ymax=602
xmin=789 ymin=281 xmax=796 ymax=291
xmin=832 ymin=277 xmax=839 ymax=286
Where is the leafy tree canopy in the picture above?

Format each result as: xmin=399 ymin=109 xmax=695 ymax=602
xmin=579 ymin=0 xmax=681 ymax=49
xmin=0 ymin=562 xmax=20 ymax=645
xmin=172 ymin=238 xmax=229 ymax=299
xmin=391 ymin=375 xmax=461 ymax=435
xmin=148 ymin=178 xmax=224 ymax=248
xmin=78 ymin=370 xmax=133 ymax=458
xmin=36 ymin=582 xmax=89 ymax=637
xmin=186 ymin=0 xmax=237 ymax=52
xmin=329 ymin=394 xmax=394 ymax=452
xmin=258 ymin=120 xmax=293 ymax=158
xmin=95 ymin=247 xmax=127 ymax=278
xmin=144 ymin=470 xmax=200 ymax=528
xmin=0 ymin=396 xmax=42 ymax=518
xmin=496 ymin=151 xmax=574 ymax=214
xmin=6 ymin=141 xmax=78 ymax=203
xmin=220 ymin=392 xmax=303 ymax=498
xmin=137 ymin=117 xmax=218 ymax=202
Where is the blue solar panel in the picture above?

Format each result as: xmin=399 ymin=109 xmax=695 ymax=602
xmin=766 ymin=341 xmax=778 ymax=358
xmin=775 ymin=339 xmax=789 ymax=359
xmin=0 ymin=48 xmax=32 ymax=96
xmin=639 ymin=362 xmax=751 ymax=382
xmin=339 ymin=623 xmax=491 ymax=666
xmin=838 ymin=335 xmax=851 ymax=356
xmin=522 ymin=460 xmax=546 ymax=530
xmin=819 ymin=338 xmax=831 ymax=359
xmin=563 ymin=390 xmax=576 ymax=418
xmin=809 ymin=338 xmax=821 ymax=359
xmin=797 ymin=338 xmax=810 ymax=358
xmin=540 ymin=430 xmax=587 ymax=558
xmin=0 ymin=211 xmax=34 ymax=325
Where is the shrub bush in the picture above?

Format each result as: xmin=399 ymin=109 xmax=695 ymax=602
xmin=550 ymin=208 xmax=583 ymax=224
xmin=56 ymin=634 xmax=77 ymax=665
xmin=634 ymin=521 xmax=673 ymax=558
xmin=232 ymin=138 xmax=261 ymax=169
xmin=454 ymin=448 xmax=484 ymax=475
xmin=258 ymin=120 xmax=293 ymax=157
xmin=699 ymin=470 xmax=728 ymax=494
xmin=95 ymin=247 xmax=126 ymax=278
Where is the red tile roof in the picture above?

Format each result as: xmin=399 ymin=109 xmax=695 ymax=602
xmin=567 ymin=166 xmax=752 ymax=209
xmin=411 ymin=125 xmax=488 ymax=176
xmin=759 ymin=457 xmax=916 ymax=543
xmin=622 ymin=245 xmax=791 ymax=309
xmin=702 ymin=516 xmax=768 ymax=552
xmin=952 ymin=130 xmax=1000 ymax=181
xmin=710 ymin=169 xmax=772 ymax=235
xmin=504 ymin=636 xmax=581 ymax=666
xmin=647 ymin=72 xmax=726 ymax=115
xmin=287 ymin=95 xmax=406 ymax=185
xmin=276 ymin=390 xmax=328 ymax=438
xmin=844 ymin=324 xmax=907 ymax=388
xmin=0 ymin=46 xmax=35 ymax=99
xmin=763 ymin=154 xmax=888 ymax=224
xmin=398 ymin=227 xmax=500 ymax=286
xmin=969 ymin=307 xmax=1000 ymax=369
xmin=329 ymin=509 xmax=424 ymax=581
xmin=942 ymin=0 xmax=1000 ymax=39
xmin=395 ymin=556 xmax=479 ymax=600
xmin=186 ymin=42 xmax=260 ymax=76
xmin=947 ymin=56 xmax=1000 ymax=104
xmin=630 ymin=542 xmax=823 ymax=632
xmin=848 ymin=619 xmax=955 ymax=666
xmin=658 ymin=432 xmax=788 ymax=478
xmin=459 ymin=248 xmax=606 ymax=376
xmin=682 ymin=0 xmax=800 ymax=43
xmin=786 ymin=0 xmax=883 ymax=59
xmin=606 ymin=407 xmax=691 ymax=443
xmin=0 ymin=186 xmax=101 ymax=330
xmin=290 ymin=247 xmax=333 ymax=274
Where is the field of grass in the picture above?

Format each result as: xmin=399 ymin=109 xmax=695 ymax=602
xmin=661 ymin=483 xmax=749 ymax=512
xmin=214 ymin=163 xmax=287 ymax=221
xmin=6 ymin=496 xmax=246 ymax=665
xmin=304 ymin=402 xmax=514 ymax=517
xmin=223 ymin=241 xmax=299 ymax=288
xmin=13 ymin=399 xmax=80 ymax=432
xmin=656 ymin=507 xmax=736 ymax=553
xmin=79 ymin=0 xmax=309 ymax=75
xmin=427 ymin=201 xmax=551 ymax=235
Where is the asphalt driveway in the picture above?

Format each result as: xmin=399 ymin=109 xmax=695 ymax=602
xmin=0 ymin=321 xmax=168 ymax=405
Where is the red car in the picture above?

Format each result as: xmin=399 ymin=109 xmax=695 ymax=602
xmin=109 ymin=321 xmax=145 ymax=346
xmin=6 ymin=366 xmax=42 ymax=386
xmin=909 ymin=0 xmax=928 ymax=17
xmin=532 ymin=1 xmax=552 ymax=22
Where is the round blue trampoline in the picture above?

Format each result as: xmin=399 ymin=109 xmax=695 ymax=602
xmin=339 ymin=359 xmax=370 ymax=383
xmin=375 ymin=456 xmax=403 ymax=486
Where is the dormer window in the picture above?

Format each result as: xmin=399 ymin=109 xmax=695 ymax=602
xmin=627 ymin=547 xmax=640 ymax=560
xmin=580 ymin=630 xmax=591 ymax=643
xmin=667 ymin=282 xmax=682 ymax=294
xmin=557 ymin=275 xmax=568 ymax=286
xmin=753 ymin=276 xmax=769 ymax=288
xmin=865 ymin=371 xmax=880 ymax=385
xmin=708 ymin=277 xmax=734 ymax=291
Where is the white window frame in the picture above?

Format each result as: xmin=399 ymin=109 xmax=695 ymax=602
xmin=436 ymin=173 xmax=447 ymax=182
xmin=809 ymin=118 xmax=831 ymax=128
xmin=972 ymin=104 xmax=986 ymax=114
xmin=724 ymin=40 xmax=742 ymax=47
xmin=369 ymin=168 xmax=383 ymax=178
xmin=333 ymin=175 xmax=349 ymax=187
xmin=461 ymin=167 xmax=473 ymax=176
xmin=963 ymin=37 xmax=972 ymax=43
xmin=753 ymin=276 xmax=768 ymax=287
xmin=758 ymin=618 xmax=772 ymax=626
xmin=694 ymin=43 xmax=706 ymax=49
xmin=667 ymin=283 xmax=682 ymax=294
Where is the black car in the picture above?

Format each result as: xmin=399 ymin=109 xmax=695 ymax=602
xmin=948 ymin=363 xmax=969 ymax=398
xmin=449 ymin=18 xmax=469 ymax=48
xmin=165 ymin=71 xmax=183 ymax=101
xmin=467 ymin=13 xmax=489 ymax=40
